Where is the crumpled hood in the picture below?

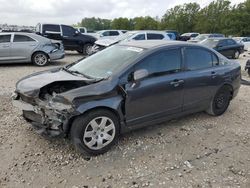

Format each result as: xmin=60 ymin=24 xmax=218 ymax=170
xmin=95 ymin=38 xmax=119 ymax=47
xmin=61 ymin=78 xmax=118 ymax=102
xmin=16 ymin=68 xmax=91 ymax=97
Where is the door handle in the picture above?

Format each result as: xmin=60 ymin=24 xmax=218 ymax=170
xmin=211 ymin=71 xmax=217 ymax=79
xmin=170 ymin=79 xmax=184 ymax=87
xmin=29 ymin=44 xmax=36 ymax=47
xmin=2 ymin=45 xmax=9 ymax=48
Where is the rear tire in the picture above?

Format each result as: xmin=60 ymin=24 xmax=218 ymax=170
xmin=83 ymin=43 xmax=93 ymax=55
xmin=206 ymin=86 xmax=231 ymax=116
xmin=70 ymin=109 xmax=120 ymax=155
xmin=233 ymin=50 xmax=240 ymax=59
xmin=32 ymin=52 xmax=49 ymax=66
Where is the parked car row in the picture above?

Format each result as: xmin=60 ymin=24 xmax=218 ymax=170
xmin=1 ymin=23 xmax=249 ymax=66
xmin=91 ymin=30 xmax=171 ymax=54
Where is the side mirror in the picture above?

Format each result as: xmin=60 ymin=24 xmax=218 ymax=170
xmin=133 ymin=69 xmax=149 ymax=81
xmin=74 ymin=31 xmax=79 ymax=36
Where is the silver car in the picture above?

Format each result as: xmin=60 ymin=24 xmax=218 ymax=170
xmin=0 ymin=32 xmax=64 ymax=66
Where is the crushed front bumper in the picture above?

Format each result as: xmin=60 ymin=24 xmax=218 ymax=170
xmin=12 ymin=93 xmax=71 ymax=137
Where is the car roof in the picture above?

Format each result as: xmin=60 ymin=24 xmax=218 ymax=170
xmin=119 ymin=40 xmax=203 ymax=49
xmin=208 ymin=37 xmax=230 ymax=40
xmin=0 ymin=32 xmax=50 ymax=41
xmin=128 ymin=30 xmax=167 ymax=34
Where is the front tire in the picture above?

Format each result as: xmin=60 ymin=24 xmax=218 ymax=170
xmin=70 ymin=109 xmax=119 ymax=155
xmin=32 ymin=52 xmax=49 ymax=66
xmin=206 ymin=86 xmax=231 ymax=116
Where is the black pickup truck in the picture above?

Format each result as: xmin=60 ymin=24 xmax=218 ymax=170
xmin=36 ymin=23 xmax=96 ymax=55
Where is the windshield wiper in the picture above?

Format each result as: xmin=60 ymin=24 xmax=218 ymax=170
xmin=62 ymin=67 xmax=106 ymax=81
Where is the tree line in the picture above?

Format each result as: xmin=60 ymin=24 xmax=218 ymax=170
xmin=75 ymin=0 xmax=250 ymax=36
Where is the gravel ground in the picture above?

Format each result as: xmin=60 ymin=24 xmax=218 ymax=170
xmin=0 ymin=51 xmax=250 ymax=188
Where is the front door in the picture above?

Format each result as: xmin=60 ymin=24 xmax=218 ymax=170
xmin=0 ymin=34 xmax=11 ymax=62
xmin=124 ymin=48 xmax=185 ymax=125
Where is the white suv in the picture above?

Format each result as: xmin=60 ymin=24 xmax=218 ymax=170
xmin=92 ymin=30 xmax=170 ymax=54
xmin=96 ymin=30 xmax=127 ymax=39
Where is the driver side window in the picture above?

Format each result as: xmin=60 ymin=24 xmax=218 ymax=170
xmin=135 ymin=48 xmax=182 ymax=77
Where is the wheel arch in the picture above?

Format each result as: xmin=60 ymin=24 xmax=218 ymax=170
xmin=31 ymin=50 xmax=50 ymax=61
xmin=218 ymin=83 xmax=234 ymax=99
xmin=64 ymin=97 xmax=125 ymax=135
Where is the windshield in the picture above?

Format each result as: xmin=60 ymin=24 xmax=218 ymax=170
xmin=114 ymin=32 xmax=137 ymax=41
xmin=195 ymin=34 xmax=209 ymax=41
xmin=200 ymin=39 xmax=219 ymax=48
xmin=68 ymin=45 xmax=144 ymax=79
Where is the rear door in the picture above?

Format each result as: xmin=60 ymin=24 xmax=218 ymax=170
xmin=61 ymin=25 xmax=79 ymax=50
xmin=217 ymin=39 xmax=230 ymax=57
xmin=11 ymin=34 xmax=38 ymax=61
xmin=226 ymin=39 xmax=238 ymax=56
xmin=182 ymin=47 xmax=221 ymax=111
xmin=0 ymin=34 xmax=11 ymax=62
xmin=42 ymin=24 xmax=62 ymax=40
xmin=124 ymin=48 xmax=185 ymax=125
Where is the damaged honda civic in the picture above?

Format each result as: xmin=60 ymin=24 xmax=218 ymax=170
xmin=12 ymin=40 xmax=241 ymax=155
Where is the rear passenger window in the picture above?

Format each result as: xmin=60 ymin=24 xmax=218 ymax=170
xmin=42 ymin=24 xmax=60 ymax=33
xmin=133 ymin=34 xmax=145 ymax=40
xmin=218 ymin=40 xmax=227 ymax=47
xmin=0 ymin=35 xmax=11 ymax=43
xmin=13 ymin=35 xmax=35 ymax=42
xmin=102 ymin=31 xmax=109 ymax=36
xmin=227 ymin=39 xmax=236 ymax=45
xmin=147 ymin=33 xmax=164 ymax=40
xmin=136 ymin=49 xmax=182 ymax=76
xmin=62 ymin=25 xmax=76 ymax=36
xmin=109 ymin=31 xmax=119 ymax=36
xmin=185 ymin=48 xmax=213 ymax=70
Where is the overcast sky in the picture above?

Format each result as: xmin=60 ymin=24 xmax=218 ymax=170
xmin=0 ymin=0 xmax=245 ymax=26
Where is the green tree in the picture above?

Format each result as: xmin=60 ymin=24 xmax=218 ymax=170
xmin=111 ymin=17 xmax=133 ymax=30
xmin=79 ymin=17 xmax=111 ymax=30
xmin=161 ymin=3 xmax=200 ymax=33
xmin=133 ymin=16 xmax=159 ymax=30
xmin=223 ymin=0 xmax=250 ymax=36
xmin=194 ymin=0 xmax=231 ymax=33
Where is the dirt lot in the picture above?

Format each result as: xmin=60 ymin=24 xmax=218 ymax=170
xmin=0 ymin=52 xmax=250 ymax=188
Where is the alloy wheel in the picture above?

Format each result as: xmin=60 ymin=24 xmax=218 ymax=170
xmin=34 ymin=53 xmax=47 ymax=66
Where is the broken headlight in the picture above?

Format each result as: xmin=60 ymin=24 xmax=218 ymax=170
xmin=49 ymin=96 xmax=73 ymax=111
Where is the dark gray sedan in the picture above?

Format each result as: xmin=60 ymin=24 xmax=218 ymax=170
xmin=12 ymin=40 xmax=241 ymax=155
xmin=200 ymin=38 xmax=244 ymax=59
xmin=0 ymin=32 xmax=64 ymax=66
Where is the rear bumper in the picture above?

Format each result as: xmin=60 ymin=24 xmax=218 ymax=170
xmin=49 ymin=49 xmax=65 ymax=61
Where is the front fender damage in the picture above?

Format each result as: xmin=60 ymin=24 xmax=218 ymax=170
xmin=13 ymin=77 xmax=124 ymax=137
